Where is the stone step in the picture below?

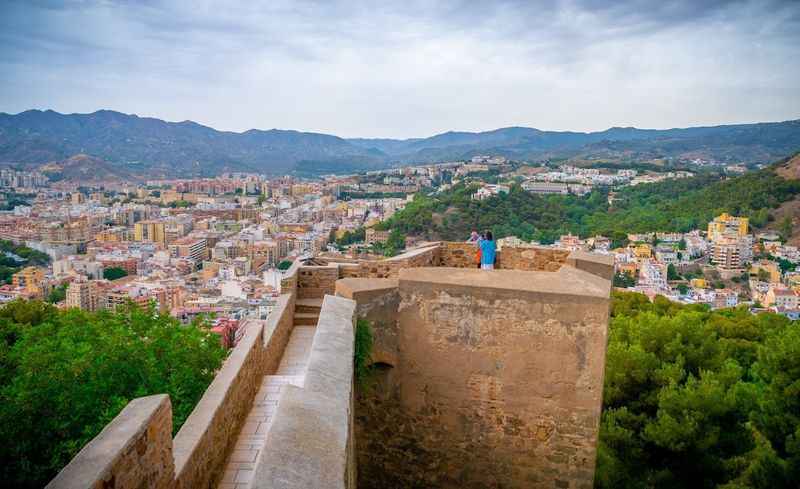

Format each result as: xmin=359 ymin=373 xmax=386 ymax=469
xmin=293 ymin=312 xmax=319 ymax=326
xmin=295 ymin=298 xmax=324 ymax=314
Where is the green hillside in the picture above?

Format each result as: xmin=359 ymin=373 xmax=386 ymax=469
xmin=378 ymin=154 xmax=800 ymax=244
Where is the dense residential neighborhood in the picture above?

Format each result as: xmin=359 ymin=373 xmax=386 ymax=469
xmin=0 ymin=154 xmax=797 ymax=355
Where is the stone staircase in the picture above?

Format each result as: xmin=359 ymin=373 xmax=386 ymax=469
xmin=217 ymin=299 xmax=323 ymax=489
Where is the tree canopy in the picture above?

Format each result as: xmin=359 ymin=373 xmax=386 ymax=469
xmin=0 ymin=240 xmax=51 ymax=284
xmin=103 ymin=266 xmax=128 ymax=281
xmin=0 ymin=300 xmax=225 ymax=488
xmin=597 ymin=292 xmax=800 ymax=488
xmin=378 ymin=165 xmax=800 ymax=244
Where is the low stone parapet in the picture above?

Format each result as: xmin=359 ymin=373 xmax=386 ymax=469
xmin=46 ymin=394 xmax=174 ymax=489
xmin=253 ymin=295 xmax=358 ymax=489
xmin=566 ymin=250 xmax=614 ymax=281
xmin=47 ymin=293 xmax=298 ymax=489
xmin=173 ymin=295 xmax=295 ymax=488
xmin=298 ymin=264 xmax=340 ymax=299
xmin=336 ymin=277 xmax=400 ymax=367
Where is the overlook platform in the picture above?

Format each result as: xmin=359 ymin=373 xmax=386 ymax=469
xmin=48 ymin=242 xmax=613 ymax=489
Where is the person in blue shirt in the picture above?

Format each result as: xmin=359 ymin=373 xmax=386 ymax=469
xmin=479 ymin=231 xmax=496 ymax=270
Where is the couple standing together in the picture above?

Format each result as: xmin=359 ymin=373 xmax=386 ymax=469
xmin=468 ymin=231 xmax=496 ymax=270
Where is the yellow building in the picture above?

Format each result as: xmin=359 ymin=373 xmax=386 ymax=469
xmin=690 ymin=278 xmax=707 ymax=289
xmin=707 ymin=213 xmax=748 ymax=242
xmin=12 ymin=266 xmax=46 ymax=296
xmin=291 ymin=184 xmax=314 ymax=197
xmin=750 ymin=260 xmax=781 ymax=283
xmin=134 ymin=220 xmax=166 ymax=244
xmin=95 ymin=227 xmax=130 ymax=242
xmin=633 ymin=244 xmax=652 ymax=259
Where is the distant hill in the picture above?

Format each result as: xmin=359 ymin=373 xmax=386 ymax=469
xmin=767 ymin=153 xmax=800 ymax=245
xmin=0 ymin=109 xmax=799 ymax=179
xmin=0 ymin=110 xmax=385 ymax=178
xmin=376 ymin=152 xmax=800 ymax=244
xmin=775 ymin=152 xmax=800 ymax=180
xmin=348 ymin=121 xmax=800 ymax=165
xmin=37 ymin=154 xmax=135 ymax=182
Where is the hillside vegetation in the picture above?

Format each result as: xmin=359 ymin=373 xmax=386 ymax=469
xmin=378 ymin=154 xmax=800 ymax=244
xmin=597 ymin=292 xmax=800 ymax=488
xmin=0 ymin=301 xmax=225 ymax=488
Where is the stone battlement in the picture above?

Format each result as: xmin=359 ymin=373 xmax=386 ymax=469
xmin=335 ymin=245 xmax=613 ymax=489
xmin=298 ymin=242 xmax=607 ymax=298
xmin=48 ymin=243 xmax=612 ymax=489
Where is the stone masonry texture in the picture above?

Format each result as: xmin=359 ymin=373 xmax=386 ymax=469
xmin=49 ymin=243 xmax=612 ymax=489
xmin=351 ymin=263 xmax=611 ymax=489
xmin=394 ymin=269 xmax=609 ymax=489
xmin=47 ymin=394 xmax=175 ymax=489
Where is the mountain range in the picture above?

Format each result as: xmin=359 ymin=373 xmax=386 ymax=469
xmin=1 ymin=109 xmax=799 ymax=180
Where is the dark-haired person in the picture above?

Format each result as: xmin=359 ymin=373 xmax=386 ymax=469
xmin=468 ymin=230 xmax=482 ymax=268
xmin=479 ymin=231 xmax=496 ymax=270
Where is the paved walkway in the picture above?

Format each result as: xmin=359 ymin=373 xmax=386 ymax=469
xmin=218 ymin=324 xmax=317 ymax=489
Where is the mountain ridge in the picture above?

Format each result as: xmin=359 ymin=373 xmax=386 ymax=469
xmin=1 ymin=109 xmax=799 ymax=179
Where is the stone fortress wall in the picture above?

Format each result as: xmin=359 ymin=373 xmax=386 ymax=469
xmin=47 ymin=242 xmax=612 ymax=489
xmin=335 ymin=243 xmax=613 ymax=489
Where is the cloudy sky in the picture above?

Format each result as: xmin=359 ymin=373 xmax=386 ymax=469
xmin=0 ymin=0 xmax=798 ymax=138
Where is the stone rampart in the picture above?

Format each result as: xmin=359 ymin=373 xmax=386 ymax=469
xmin=335 ymin=278 xmax=400 ymax=367
xmin=393 ymin=266 xmax=610 ymax=489
xmin=253 ymin=295 xmax=358 ymax=489
xmin=300 ymin=243 xmax=590 ymax=286
xmin=497 ymin=246 xmax=571 ymax=271
xmin=46 ymin=394 xmax=174 ymax=489
xmin=438 ymin=241 xmax=479 ymax=267
xmin=298 ymin=264 xmax=340 ymax=299
xmin=280 ymin=260 xmax=302 ymax=293
xmin=48 ymin=293 xmax=297 ymax=489
xmin=566 ymin=250 xmax=615 ymax=281
xmin=357 ymin=245 xmax=441 ymax=278
xmin=350 ymin=262 xmax=612 ymax=489
xmin=438 ymin=242 xmax=572 ymax=271
xmin=173 ymin=295 xmax=296 ymax=489
xmin=48 ymin=243 xmax=613 ymax=489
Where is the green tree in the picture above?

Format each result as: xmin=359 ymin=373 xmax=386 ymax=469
xmin=597 ymin=291 xmax=799 ymax=489
xmin=335 ymin=227 xmax=366 ymax=247
xmin=354 ymin=319 xmax=373 ymax=385
xmin=103 ymin=267 xmax=128 ymax=281
xmin=778 ymin=216 xmax=793 ymax=241
xmin=168 ymin=200 xmax=193 ymax=208
xmin=0 ymin=301 xmax=225 ymax=487
xmin=277 ymin=260 xmax=293 ymax=271
xmin=379 ymin=162 xmax=800 ymax=243
xmin=749 ymin=326 xmax=800 ymax=486
xmin=46 ymin=283 xmax=68 ymax=304
xmin=613 ymin=272 xmax=636 ymax=288
xmin=667 ymin=263 xmax=681 ymax=281
xmin=375 ymin=229 xmax=407 ymax=257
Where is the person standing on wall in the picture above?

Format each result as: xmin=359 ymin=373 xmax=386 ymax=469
xmin=479 ymin=231 xmax=496 ymax=270
xmin=468 ymin=230 xmax=482 ymax=268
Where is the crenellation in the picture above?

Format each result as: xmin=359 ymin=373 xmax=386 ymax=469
xmin=48 ymin=243 xmax=613 ymax=489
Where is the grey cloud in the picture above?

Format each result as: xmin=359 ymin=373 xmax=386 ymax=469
xmin=0 ymin=0 xmax=798 ymax=137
